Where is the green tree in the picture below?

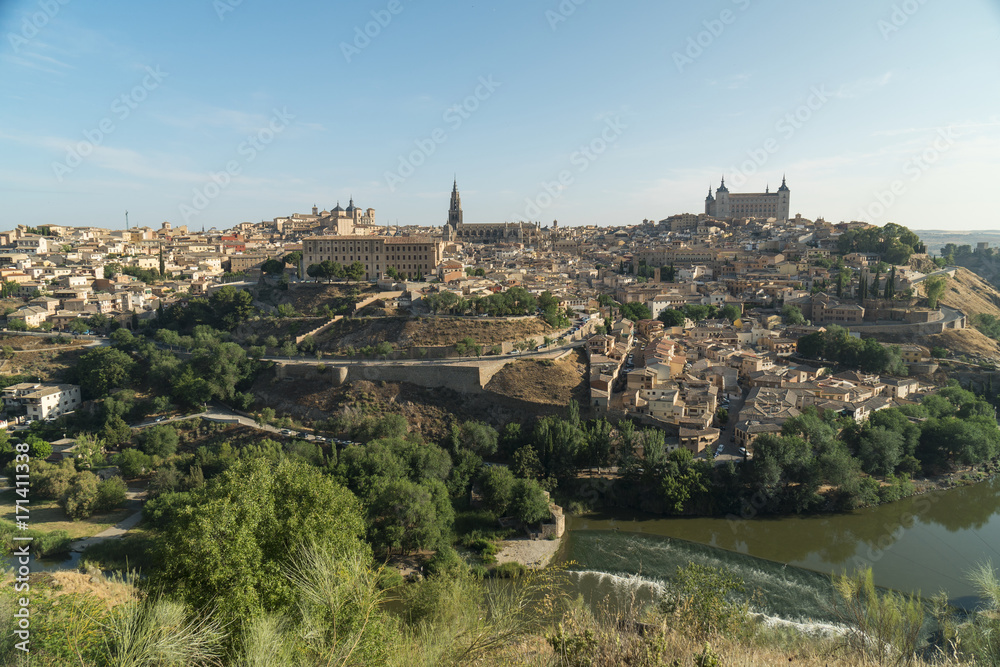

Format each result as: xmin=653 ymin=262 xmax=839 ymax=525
xmin=450 ymin=421 xmax=498 ymax=457
xmin=478 ymin=465 xmax=517 ymax=516
xmin=95 ymin=476 xmax=128 ymax=512
xmin=720 ymin=303 xmax=742 ymax=322
xmin=512 ymin=445 xmax=545 ymax=481
xmin=509 ymin=478 xmax=550 ymax=525
xmin=367 ymin=478 xmax=452 ymax=556
xmin=24 ymin=434 xmax=53 ymax=460
xmin=75 ymin=347 xmax=135 ymax=398
xmin=61 ymin=471 xmax=100 ymax=519
xmin=101 ymin=415 xmax=134 ymax=448
xmin=856 ymin=426 xmax=905 ymax=476
xmin=657 ymin=308 xmax=686 ymax=327
xmin=139 ymin=424 xmax=179 ymax=458
xmin=260 ymin=258 xmax=285 ymax=283
xmin=115 ymin=448 xmax=152 ymax=477
xmin=345 ymin=261 xmax=366 ymax=282
xmin=619 ymin=302 xmax=652 ymax=322
xmin=924 ymin=275 xmax=947 ymax=309
xmin=782 ymin=303 xmax=805 ymax=326
xmin=68 ymin=319 xmax=89 ymax=335
xmin=157 ymin=457 xmax=368 ymax=626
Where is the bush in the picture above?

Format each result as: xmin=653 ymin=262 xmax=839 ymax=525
xmin=376 ymin=567 xmax=406 ymax=591
xmin=95 ymin=476 xmax=128 ymax=513
xmin=661 ymin=564 xmax=750 ymax=640
xmin=425 ymin=545 xmax=467 ymax=578
xmin=61 ymin=471 xmax=100 ymax=519
xmin=115 ymin=448 xmax=152 ymax=478
xmin=139 ymin=424 xmax=178 ymax=458
xmin=31 ymin=529 xmax=73 ymax=557
xmin=493 ymin=562 xmax=527 ymax=579
xmin=32 ymin=460 xmax=77 ymax=500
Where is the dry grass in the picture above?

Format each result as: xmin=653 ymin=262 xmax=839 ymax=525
xmin=0 ymin=489 xmax=134 ymax=540
xmin=938 ymin=267 xmax=1000 ymax=321
xmin=42 ymin=570 xmax=138 ymax=608
xmin=484 ymin=351 xmax=588 ymax=407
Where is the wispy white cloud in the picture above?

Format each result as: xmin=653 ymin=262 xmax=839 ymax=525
xmin=834 ymin=71 xmax=893 ymax=99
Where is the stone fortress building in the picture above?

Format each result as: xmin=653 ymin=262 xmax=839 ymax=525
xmin=273 ymin=199 xmax=376 ymax=237
xmin=442 ymin=180 xmax=541 ymax=244
xmin=705 ymin=176 xmax=790 ymax=220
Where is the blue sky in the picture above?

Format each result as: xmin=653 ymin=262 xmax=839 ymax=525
xmin=2 ymin=0 xmax=999 ymax=231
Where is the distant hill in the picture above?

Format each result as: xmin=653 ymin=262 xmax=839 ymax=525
xmin=912 ymin=229 xmax=1000 ymax=255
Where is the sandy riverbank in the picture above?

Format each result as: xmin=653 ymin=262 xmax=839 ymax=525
xmin=494 ymin=536 xmax=562 ymax=570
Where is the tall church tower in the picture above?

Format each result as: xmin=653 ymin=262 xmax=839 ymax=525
xmin=444 ymin=179 xmax=463 ymax=242
xmin=448 ymin=179 xmax=463 ymax=227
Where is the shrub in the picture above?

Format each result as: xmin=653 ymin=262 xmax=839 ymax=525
xmin=61 ymin=471 xmax=100 ymax=519
xmin=376 ymin=567 xmax=406 ymax=591
xmin=115 ymin=448 xmax=152 ymax=478
xmin=95 ymin=476 xmax=128 ymax=513
xmin=32 ymin=530 xmax=72 ymax=557
xmin=493 ymin=562 xmax=527 ymax=579
xmin=139 ymin=425 xmax=178 ymax=458
xmin=426 ymin=545 xmax=466 ymax=578
xmin=32 ymin=460 xmax=76 ymax=499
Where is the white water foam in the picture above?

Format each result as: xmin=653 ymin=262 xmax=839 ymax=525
xmin=569 ymin=569 xmax=852 ymax=639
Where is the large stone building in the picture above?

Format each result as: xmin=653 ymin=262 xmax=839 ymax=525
xmin=442 ymin=180 xmax=540 ymax=244
xmin=705 ymin=177 xmax=790 ymax=220
xmin=302 ymin=235 xmax=443 ymax=281
xmin=274 ymin=200 xmax=376 ymax=237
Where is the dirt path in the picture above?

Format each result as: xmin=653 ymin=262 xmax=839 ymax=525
xmin=70 ymin=490 xmax=146 ymax=552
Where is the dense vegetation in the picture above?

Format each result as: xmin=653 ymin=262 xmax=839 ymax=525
xmin=836 ymin=222 xmax=924 ymax=264
xmin=423 ymin=287 xmax=572 ymax=327
xmin=796 ymin=324 xmax=909 ymax=375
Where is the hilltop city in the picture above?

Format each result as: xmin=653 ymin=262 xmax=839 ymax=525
xmin=0 ymin=178 xmax=969 ymax=461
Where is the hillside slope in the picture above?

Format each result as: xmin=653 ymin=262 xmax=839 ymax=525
xmin=939 ymin=267 xmax=1000 ymax=321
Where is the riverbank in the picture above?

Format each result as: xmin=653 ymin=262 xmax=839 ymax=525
xmin=494 ymin=535 xmax=562 ymax=569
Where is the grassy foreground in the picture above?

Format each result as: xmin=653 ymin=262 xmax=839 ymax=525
xmin=3 ymin=554 xmax=1000 ymax=667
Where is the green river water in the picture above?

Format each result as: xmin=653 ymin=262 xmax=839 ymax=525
xmin=559 ymin=476 xmax=1000 ymax=627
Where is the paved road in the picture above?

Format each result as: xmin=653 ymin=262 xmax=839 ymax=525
xmin=713 ymin=390 xmax=747 ymax=463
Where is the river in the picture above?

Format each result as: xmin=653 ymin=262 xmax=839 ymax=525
xmin=559 ymin=476 xmax=1000 ymax=623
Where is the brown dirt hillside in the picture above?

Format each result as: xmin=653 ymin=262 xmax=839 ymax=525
xmin=484 ymin=350 xmax=588 ymax=406
xmin=0 ymin=335 xmax=90 ymax=380
xmin=252 ymin=370 xmax=571 ymax=440
xmin=938 ymin=268 xmax=1000 ymax=321
xmin=909 ymin=260 xmax=1000 ymax=321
